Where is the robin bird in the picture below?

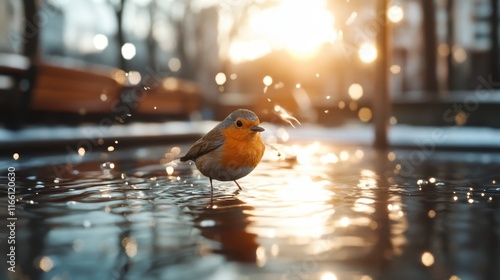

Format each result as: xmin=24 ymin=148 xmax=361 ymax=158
xmin=180 ymin=109 xmax=265 ymax=192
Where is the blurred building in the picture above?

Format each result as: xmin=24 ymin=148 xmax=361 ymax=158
xmin=1 ymin=0 xmax=499 ymax=126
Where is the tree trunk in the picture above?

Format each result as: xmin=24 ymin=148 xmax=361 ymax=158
xmin=422 ymin=0 xmax=439 ymax=94
xmin=446 ymin=0 xmax=454 ymax=90
xmin=491 ymin=0 xmax=499 ymax=87
xmin=115 ymin=0 xmax=126 ymax=71
xmin=22 ymin=0 xmax=38 ymax=58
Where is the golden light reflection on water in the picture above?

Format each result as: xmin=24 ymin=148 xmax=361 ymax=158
xmin=246 ymin=175 xmax=334 ymax=240
xmin=121 ymin=237 xmax=138 ymax=258
xmin=247 ymin=143 xmax=408 ymax=263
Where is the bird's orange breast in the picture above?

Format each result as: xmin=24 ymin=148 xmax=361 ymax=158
xmin=220 ymin=129 xmax=265 ymax=169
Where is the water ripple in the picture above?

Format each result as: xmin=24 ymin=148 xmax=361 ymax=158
xmin=2 ymin=145 xmax=500 ymax=279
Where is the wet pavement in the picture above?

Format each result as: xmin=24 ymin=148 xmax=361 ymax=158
xmin=1 ymin=139 xmax=500 ymax=280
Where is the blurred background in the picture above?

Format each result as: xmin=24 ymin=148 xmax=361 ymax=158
xmin=1 ymin=0 xmax=500 ymax=146
xmin=2 ymin=2 xmax=500 ymax=279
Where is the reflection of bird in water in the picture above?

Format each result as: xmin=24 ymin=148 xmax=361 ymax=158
xmin=181 ymin=109 xmax=265 ymax=192
xmin=194 ymin=197 xmax=258 ymax=263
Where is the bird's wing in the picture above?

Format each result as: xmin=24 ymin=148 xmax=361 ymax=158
xmin=180 ymin=129 xmax=224 ymax=161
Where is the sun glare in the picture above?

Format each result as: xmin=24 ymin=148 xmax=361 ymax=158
xmin=229 ymin=0 xmax=336 ymax=62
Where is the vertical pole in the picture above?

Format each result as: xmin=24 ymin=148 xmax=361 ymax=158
xmin=115 ymin=0 xmax=126 ymax=71
xmin=22 ymin=0 xmax=39 ymax=58
xmin=446 ymin=0 xmax=454 ymax=91
xmin=491 ymin=0 xmax=499 ymax=84
xmin=422 ymin=0 xmax=439 ymax=93
xmin=374 ymin=0 xmax=390 ymax=149
xmin=13 ymin=0 xmax=40 ymax=129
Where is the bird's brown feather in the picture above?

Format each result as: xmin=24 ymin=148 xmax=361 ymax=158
xmin=180 ymin=128 xmax=225 ymax=161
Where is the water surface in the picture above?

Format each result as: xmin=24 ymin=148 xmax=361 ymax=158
xmin=1 ymin=142 xmax=499 ymax=280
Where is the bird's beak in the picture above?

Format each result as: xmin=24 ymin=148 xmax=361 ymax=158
xmin=250 ymin=125 xmax=265 ymax=132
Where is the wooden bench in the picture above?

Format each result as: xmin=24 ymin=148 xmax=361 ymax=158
xmin=134 ymin=77 xmax=201 ymax=118
xmin=31 ymin=59 xmax=126 ymax=114
xmin=1 ymin=53 xmax=203 ymax=126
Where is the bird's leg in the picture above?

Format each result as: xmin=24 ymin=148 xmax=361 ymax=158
xmin=233 ymin=180 xmax=242 ymax=190
xmin=209 ymin=178 xmax=214 ymax=204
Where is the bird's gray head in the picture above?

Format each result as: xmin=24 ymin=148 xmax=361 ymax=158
xmin=218 ymin=109 xmax=261 ymax=130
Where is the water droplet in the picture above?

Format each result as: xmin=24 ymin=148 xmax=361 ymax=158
xmin=263 ymin=75 xmax=273 ymax=86
xmin=417 ymin=179 xmax=428 ymax=186
xmin=273 ymin=105 xmax=301 ymax=127
xmin=83 ymin=220 xmax=92 ymax=228
xmin=100 ymin=162 xmax=115 ymax=170
xmin=166 ymin=166 xmax=174 ymax=175
xmin=200 ymin=220 xmax=216 ymax=227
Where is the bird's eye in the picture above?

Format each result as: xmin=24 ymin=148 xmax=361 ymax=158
xmin=236 ymin=120 xmax=243 ymax=127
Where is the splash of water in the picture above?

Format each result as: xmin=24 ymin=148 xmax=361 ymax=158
xmin=273 ymin=105 xmax=301 ymax=128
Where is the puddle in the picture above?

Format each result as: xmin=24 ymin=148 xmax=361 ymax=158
xmin=1 ymin=143 xmax=499 ymax=279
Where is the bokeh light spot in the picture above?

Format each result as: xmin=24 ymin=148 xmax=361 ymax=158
xmin=387 ymin=5 xmax=404 ymax=23
xmin=348 ymin=83 xmax=363 ymax=100
xmin=121 ymin=43 xmax=136 ymax=60
xmin=358 ymin=107 xmax=372 ymax=122
xmin=168 ymin=57 xmax=181 ymax=72
xmin=263 ymin=75 xmax=273 ymax=86
xmin=215 ymin=72 xmax=227 ymax=85
xmin=421 ymin=251 xmax=435 ymax=267
xmin=359 ymin=43 xmax=377 ymax=63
